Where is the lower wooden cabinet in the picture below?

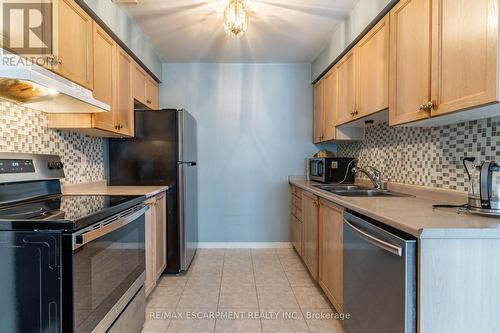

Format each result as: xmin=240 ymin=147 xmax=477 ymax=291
xmin=318 ymin=199 xmax=344 ymax=313
xmin=290 ymin=186 xmax=303 ymax=255
xmin=302 ymin=191 xmax=319 ymax=281
xmin=145 ymin=192 xmax=167 ymax=296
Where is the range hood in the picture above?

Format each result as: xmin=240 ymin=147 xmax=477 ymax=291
xmin=0 ymin=57 xmax=110 ymax=113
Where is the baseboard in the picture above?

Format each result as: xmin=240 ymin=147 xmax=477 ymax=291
xmin=197 ymin=242 xmax=292 ymax=249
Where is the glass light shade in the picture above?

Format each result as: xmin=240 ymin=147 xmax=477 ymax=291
xmin=224 ymin=0 xmax=249 ymax=37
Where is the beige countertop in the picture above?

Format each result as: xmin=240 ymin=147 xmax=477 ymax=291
xmin=289 ymin=176 xmax=500 ymax=239
xmin=62 ymin=180 xmax=170 ymax=199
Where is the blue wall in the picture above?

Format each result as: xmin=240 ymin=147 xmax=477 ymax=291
xmin=160 ymin=63 xmax=317 ymax=243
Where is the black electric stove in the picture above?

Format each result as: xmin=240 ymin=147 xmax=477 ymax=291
xmin=0 ymin=153 xmax=148 ymax=333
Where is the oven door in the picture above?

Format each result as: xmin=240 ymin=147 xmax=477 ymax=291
xmin=72 ymin=204 xmax=147 ymax=333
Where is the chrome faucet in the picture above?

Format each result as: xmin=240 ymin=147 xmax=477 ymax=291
xmin=352 ymin=166 xmax=383 ymax=190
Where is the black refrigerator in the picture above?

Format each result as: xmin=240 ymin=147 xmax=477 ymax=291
xmin=108 ymin=109 xmax=198 ymax=273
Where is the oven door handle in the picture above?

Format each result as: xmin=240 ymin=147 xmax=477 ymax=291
xmin=73 ymin=204 xmax=148 ymax=249
xmin=344 ymin=219 xmax=403 ymax=256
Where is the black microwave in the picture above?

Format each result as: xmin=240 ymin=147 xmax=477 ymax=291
xmin=309 ymin=157 xmax=357 ymax=183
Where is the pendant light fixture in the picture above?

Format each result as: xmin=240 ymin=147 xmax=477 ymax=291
xmin=224 ymin=0 xmax=249 ymax=37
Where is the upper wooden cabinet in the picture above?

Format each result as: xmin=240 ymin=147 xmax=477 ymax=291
xmin=133 ymin=64 xmax=160 ymax=109
xmin=357 ymin=15 xmax=389 ymax=118
xmin=390 ymin=0 xmax=434 ymax=125
xmin=146 ymin=77 xmax=160 ymax=110
xmin=335 ymin=50 xmax=357 ymax=125
xmin=92 ymin=24 xmax=116 ymax=133
xmin=390 ymin=0 xmax=499 ymax=125
xmin=52 ymin=0 xmax=94 ymax=90
xmin=116 ymin=47 xmax=134 ymax=136
xmin=318 ymin=199 xmax=344 ymax=313
xmin=302 ymin=191 xmax=319 ymax=281
xmin=322 ymin=69 xmax=337 ymax=141
xmin=133 ymin=64 xmax=148 ymax=105
xmin=313 ymin=80 xmax=324 ymax=143
xmin=48 ymin=34 xmax=134 ymax=137
xmin=430 ymin=0 xmax=498 ymax=117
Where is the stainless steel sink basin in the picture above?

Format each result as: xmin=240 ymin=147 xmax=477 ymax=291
xmin=313 ymin=184 xmax=369 ymax=191
xmin=313 ymin=185 xmax=412 ymax=197
xmin=330 ymin=189 xmax=412 ymax=197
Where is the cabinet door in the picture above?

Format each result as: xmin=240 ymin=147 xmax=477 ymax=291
xmin=116 ymin=47 xmax=134 ymax=136
xmin=54 ymin=0 xmax=94 ymax=89
xmin=430 ymin=0 xmax=498 ymax=116
xmin=357 ymin=15 xmax=389 ymax=118
xmin=291 ymin=216 xmax=303 ymax=256
xmin=144 ymin=199 xmax=156 ymax=297
xmin=389 ymin=0 xmax=432 ymax=125
xmin=336 ymin=50 xmax=357 ymax=125
xmin=302 ymin=191 xmax=319 ymax=281
xmin=323 ymin=69 xmax=337 ymax=141
xmin=133 ymin=64 xmax=147 ymax=105
xmin=313 ymin=81 xmax=324 ymax=143
xmin=154 ymin=194 xmax=167 ymax=280
xmin=146 ymin=78 xmax=159 ymax=110
xmin=318 ymin=199 xmax=344 ymax=313
xmin=92 ymin=24 xmax=117 ymax=133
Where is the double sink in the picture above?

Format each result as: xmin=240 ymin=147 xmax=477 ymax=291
xmin=313 ymin=184 xmax=412 ymax=197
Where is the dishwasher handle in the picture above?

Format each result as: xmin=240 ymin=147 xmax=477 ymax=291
xmin=344 ymin=219 xmax=403 ymax=256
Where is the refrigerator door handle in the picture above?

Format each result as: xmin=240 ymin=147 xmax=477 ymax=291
xmin=177 ymin=161 xmax=197 ymax=166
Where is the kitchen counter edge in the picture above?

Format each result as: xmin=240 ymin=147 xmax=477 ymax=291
xmin=289 ymin=178 xmax=500 ymax=240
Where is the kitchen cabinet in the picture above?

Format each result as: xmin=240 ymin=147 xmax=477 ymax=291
xmin=313 ymin=80 xmax=324 ymax=143
xmin=322 ymin=69 xmax=337 ymax=141
xmin=390 ymin=0 xmax=499 ymax=125
xmin=430 ymin=0 xmax=498 ymax=117
xmin=335 ymin=50 xmax=357 ymax=125
xmin=92 ymin=24 xmax=117 ymax=133
xmin=133 ymin=64 xmax=148 ymax=106
xmin=318 ymin=199 xmax=344 ymax=313
xmin=146 ymin=77 xmax=160 ymax=110
xmin=389 ymin=0 xmax=433 ymax=125
xmin=357 ymin=15 xmax=389 ymax=118
xmin=48 ymin=44 xmax=134 ymax=137
xmin=133 ymin=63 xmax=159 ymax=109
xmin=52 ymin=0 xmax=94 ymax=90
xmin=115 ymin=46 xmax=134 ymax=136
xmin=145 ymin=192 xmax=167 ymax=297
xmin=302 ymin=191 xmax=319 ymax=281
xmin=291 ymin=186 xmax=303 ymax=255
xmin=154 ymin=193 xmax=167 ymax=280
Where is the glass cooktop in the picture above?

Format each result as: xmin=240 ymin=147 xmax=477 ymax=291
xmin=0 ymin=195 xmax=144 ymax=230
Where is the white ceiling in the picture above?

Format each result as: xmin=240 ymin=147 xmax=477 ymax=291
xmin=121 ymin=0 xmax=357 ymax=63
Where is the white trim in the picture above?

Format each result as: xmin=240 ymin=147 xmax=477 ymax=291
xmin=197 ymin=242 xmax=292 ymax=249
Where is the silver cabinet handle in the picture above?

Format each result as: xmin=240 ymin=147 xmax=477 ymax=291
xmin=344 ymin=219 xmax=403 ymax=256
xmin=73 ymin=204 xmax=148 ymax=249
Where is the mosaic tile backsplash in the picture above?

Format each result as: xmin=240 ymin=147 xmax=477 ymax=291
xmin=0 ymin=101 xmax=105 ymax=184
xmin=337 ymin=117 xmax=500 ymax=192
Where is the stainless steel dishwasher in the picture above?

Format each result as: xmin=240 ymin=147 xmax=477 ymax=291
xmin=343 ymin=211 xmax=417 ymax=333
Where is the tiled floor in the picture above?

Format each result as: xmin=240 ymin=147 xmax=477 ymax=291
xmin=142 ymin=248 xmax=346 ymax=333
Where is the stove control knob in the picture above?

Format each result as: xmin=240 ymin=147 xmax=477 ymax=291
xmin=48 ymin=161 xmax=56 ymax=169
xmin=56 ymin=162 xmax=64 ymax=169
